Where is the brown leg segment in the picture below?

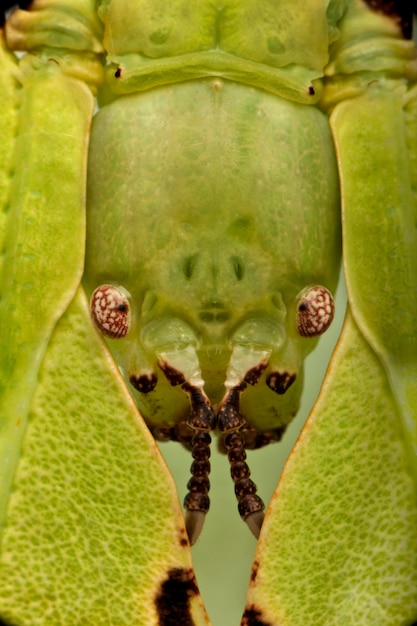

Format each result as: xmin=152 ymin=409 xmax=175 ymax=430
xmin=183 ymin=431 xmax=212 ymax=545
xmin=219 ymin=384 xmax=265 ymax=538
xmin=182 ymin=383 xmax=216 ymax=544
xmin=224 ymin=431 xmax=265 ymax=538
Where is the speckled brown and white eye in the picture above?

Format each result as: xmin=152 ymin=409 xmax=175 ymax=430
xmin=90 ymin=285 xmax=131 ymax=339
xmin=296 ymin=286 xmax=335 ymax=338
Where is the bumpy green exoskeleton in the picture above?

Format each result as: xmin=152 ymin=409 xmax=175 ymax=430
xmin=82 ymin=0 xmax=345 ymax=544
xmin=84 ymin=78 xmax=341 ymax=542
xmin=1 ymin=0 xmax=417 ymax=624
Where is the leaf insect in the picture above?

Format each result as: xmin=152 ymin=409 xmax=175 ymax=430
xmin=1 ymin=1 xmax=417 ymax=624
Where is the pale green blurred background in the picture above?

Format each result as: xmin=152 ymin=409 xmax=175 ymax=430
xmin=159 ymin=272 xmax=347 ymax=626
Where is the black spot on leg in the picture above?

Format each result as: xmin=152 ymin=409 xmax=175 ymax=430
xmin=241 ymin=605 xmax=272 ymax=626
xmin=158 ymin=361 xmax=186 ymax=386
xmin=267 ymin=371 xmax=296 ymax=394
xmin=155 ymin=568 xmax=200 ymax=626
xmin=150 ymin=425 xmax=177 ymax=442
xmin=244 ymin=361 xmax=268 ymax=386
xmin=253 ymin=426 xmax=287 ymax=448
xmin=130 ymin=373 xmax=157 ymax=393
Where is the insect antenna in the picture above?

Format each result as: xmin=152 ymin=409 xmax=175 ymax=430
xmin=182 ymin=383 xmax=216 ymax=545
xmin=184 ymin=431 xmax=212 ymax=545
xmin=219 ymin=384 xmax=265 ymax=538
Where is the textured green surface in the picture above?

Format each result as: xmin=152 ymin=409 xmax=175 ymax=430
xmin=100 ymin=0 xmax=346 ymax=101
xmin=246 ymin=309 xmax=417 ymax=625
xmin=0 ymin=30 xmax=18 ymax=276
xmin=0 ymin=288 xmax=209 ymax=626
xmin=0 ymin=61 xmax=94 ymax=536
xmin=331 ymin=84 xmax=417 ymax=483
xmin=84 ymin=79 xmax=340 ymax=435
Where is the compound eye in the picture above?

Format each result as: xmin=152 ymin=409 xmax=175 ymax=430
xmin=90 ymin=285 xmax=131 ymax=339
xmin=296 ymin=286 xmax=335 ymax=338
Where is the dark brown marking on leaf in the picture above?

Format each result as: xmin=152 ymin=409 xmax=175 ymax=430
xmin=241 ymin=605 xmax=272 ymax=626
xmin=179 ymin=527 xmax=190 ymax=547
xmin=0 ymin=617 xmax=18 ymax=626
xmin=158 ymin=361 xmax=186 ymax=386
xmin=177 ymin=524 xmax=191 ymax=548
xmin=155 ymin=568 xmax=200 ymax=626
xmin=251 ymin=560 xmax=260 ymax=582
xmin=308 ymin=85 xmax=315 ymax=95
xmin=364 ymin=0 xmax=413 ymax=38
xmin=129 ymin=372 xmax=157 ymax=393
xmin=115 ymin=67 xmax=122 ymax=78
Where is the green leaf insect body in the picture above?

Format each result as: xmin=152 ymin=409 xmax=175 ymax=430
xmin=0 ymin=1 xmax=417 ymax=625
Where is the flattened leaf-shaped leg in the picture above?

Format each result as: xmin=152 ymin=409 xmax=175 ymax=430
xmin=0 ymin=19 xmax=209 ymax=625
xmin=243 ymin=308 xmax=417 ymax=625
xmin=0 ymin=37 xmax=93 ymax=532
xmin=244 ymin=8 xmax=417 ymax=622
xmin=0 ymin=287 xmax=210 ymax=626
xmin=331 ymin=83 xmax=417 ymax=481
xmin=0 ymin=28 xmax=18 ymax=276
